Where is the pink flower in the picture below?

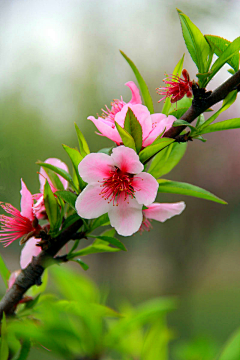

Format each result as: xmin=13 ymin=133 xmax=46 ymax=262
xmin=20 ymin=236 xmax=41 ymax=269
xmin=156 ymin=69 xmax=193 ymax=103
xmin=33 ymin=158 xmax=69 ymax=219
xmin=140 ymin=202 xmax=186 ymax=232
xmin=0 ymin=180 xmax=41 ymax=247
xmin=90 ymin=100 xmax=176 ymax=149
xmin=75 ymin=146 xmax=159 ymax=236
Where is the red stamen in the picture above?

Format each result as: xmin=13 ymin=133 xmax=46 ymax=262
xmin=101 ymin=97 xmax=126 ymax=123
xmin=99 ymin=167 xmax=139 ymax=205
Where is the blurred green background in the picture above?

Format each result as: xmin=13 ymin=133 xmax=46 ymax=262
xmin=1 ymin=0 xmax=240 ymax=358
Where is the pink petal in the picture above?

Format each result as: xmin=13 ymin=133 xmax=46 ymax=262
xmin=115 ymin=104 xmax=152 ymax=140
xmin=108 ymin=194 xmax=143 ymax=236
xmin=75 ymin=184 xmax=110 ymax=219
xmin=8 ymin=270 xmax=21 ymax=289
xmin=20 ymin=237 xmax=41 ymax=269
xmin=132 ymin=172 xmax=158 ymax=206
xmin=78 ymin=153 xmax=115 ymax=184
xmin=88 ymin=116 xmax=122 ymax=145
xmin=39 ymin=158 xmax=69 ymax=193
xmin=125 ymin=81 xmax=142 ymax=105
xmin=111 ymin=146 xmax=143 ymax=174
xmin=143 ymin=202 xmax=186 ymax=222
xmin=143 ymin=114 xmax=175 ymax=147
xmin=20 ymin=179 xmax=34 ymax=221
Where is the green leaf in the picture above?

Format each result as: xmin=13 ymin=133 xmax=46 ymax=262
xmin=55 ymin=190 xmax=77 ymax=210
xmin=98 ymin=147 xmax=113 ymax=155
xmin=89 ymin=235 xmax=127 ymax=251
xmin=44 ymin=181 xmax=60 ymax=233
xmin=199 ymin=118 xmax=240 ymax=134
xmin=115 ymin=122 xmax=136 ymax=151
xmin=0 ymin=255 xmax=10 ymax=288
xmin=162 ymin=55 xmax=185 ymax=115
xmin=177 ymin=9 xmax=212 ymax=77
xmin=37 ymin=161 xmax=77 ymax=191
xmin=207 ymin=37 xmax=240 ymax=84
xmin=218 ymin=328 xmax=240 ymax=360
xmin=90 ymin=213 xmax=110 ymax=231
xmin=12 ymin=339 xmax=31 ymax=360
xmin=197 ymin=90 xmax=238 ymax=132
xmin=62 ymin=213 xmax=81 ymax=231
xmin=74 ymin=123 xmax=90 ymax=157
xmin=148 ymin=142 xmax=187 ymax=178
xmin=168 ymin=107 xmax=189 ymax=119
xmin=124 ymin=108 xmax=143 ymax=153
xmin=139 ymin=138 xmax=175 ymax=163
xmin=72 ymin=259 xmax=89 ymax=271
xmin=120 ymin=50 xmax=154 ymax=114
xmin=62 ymin=144 xmax=85 ymax=191
xmin=205 ymin=35 xmax=239 ymax=72
xmin=173 ymin=119 xmax=197 ymax=131
xmin=42 ymin=168 xmax=65 ymax=191
xmin=0 ymin=313 xmax=9 ymax=360
xmin=196 ymin=114 xmax=205 ymax=128
xmin=158 ymin=179 xmax=227 ymax=204
xmin=68 ymin=239 xmax=120 ymax=257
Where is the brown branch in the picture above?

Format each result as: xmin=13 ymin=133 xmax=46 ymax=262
xmin=0 ymin=218 xmax=83 ymax=318
xmin=163 ymin=70 xmax=240 ymax=139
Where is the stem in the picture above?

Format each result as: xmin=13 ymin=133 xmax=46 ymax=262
xmin=0 ymin=219 xmax=83 ymax=318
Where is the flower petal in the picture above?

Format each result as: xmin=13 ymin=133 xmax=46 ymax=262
xmin=20 ymin=237 xmax=41 ymax=269
xmin=39 ymin=158 xmax=69 ymax=193
xmin=111 ymin=146 xmax=143 ymax=174
xmin=132 ymin=172 xmax=158 ymax=206
xmin=75 ymin=184 xmax=110 ymax=219
xmin=108 ymin=194 xmax=143 ymax=236
xmin=143 ymin=114 xmax=175 ymax=147
xmin=125 ymin=81 xmax=142 ymax=105
xmin=143 ymin=202 xmax=186 ymax=222
xmin=78 ymin=153 xmax=115 ymax=184
xmin=88 ymin=116 xmax=122 ymax=145
xmin=115 ymin=104 xmax=152 ymax=140
xmin=20 ymin=179 xmax=34 ymax=221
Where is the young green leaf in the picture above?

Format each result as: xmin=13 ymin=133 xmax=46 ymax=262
xmin=115 ymin=121 xmax=136 ymax=151
xmin=62 ymin=144 xmax=85 ymax=191
xmin=205 ymin=35 xmax=239 ymax=72
xmin=139 ymin=138 xmax=175 ymax=163
xmin=44 ymin=181 xmax=60 ymax=233
xmin=158 ymin=179 xmax=227 ymax=204
xmin=218 ymin=328 xmax=240 ymax=360
xmin=207 ymin=37 xmax=240 ymax=84
xmin=0 ymin=313 xmax=9 ymax=360
xmin=197 ymin=90 xmax=237 ymax=132
xmin=89 ymin=235 xmax=127 ymax=251
xmin=55 ymin=190 xmax=77 ymax=210
xmin=72 ymin=259 xmax=89 ymax=271
xmin=90 ymin=213 xmax=110 ymax=232
xmin=62 ymin=213 xmax=81 ymax=231
xmin=74 ymin=123 xmax=90 ymax=157
xmin=148 ymin=142 xmax=187 ymax=179
xmin=67 ymin=240 xmax=120 ymax=258
xmin=120 ymin=50 xmax=154 ymax=114
xmin=161 ymin=54 xmax=185 ymax=115
xmin=173 ymin=119 xmax=197 ymax=131
xmin=177 ymin=9 xmax=212 ymax=77
xmin=168 ymin=107 xmax=189 ymax=119
xmin=0 ymin=255 xmax=10 ymax=288
xmin=199 ymin=118 xmax=240 ymax=134
xmin=123 ymin=108 xmax=142 ymax=153
xmin=37 ymin=161 xmax=77 ymax=191
xmin=12 ymin=339 xmax=31 ymax=360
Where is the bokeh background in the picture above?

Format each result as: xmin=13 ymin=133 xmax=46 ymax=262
xmin=0 ymin=0 xmax=240 ymax=358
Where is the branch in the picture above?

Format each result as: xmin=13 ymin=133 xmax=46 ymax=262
xmin=163 ymin=70 xmax=240 ymax=139
xmin=0 ymin=218 xmax=83 ymax=318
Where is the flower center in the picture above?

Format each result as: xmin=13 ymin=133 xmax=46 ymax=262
xmin=101 ymin=98 xmax=125 ymax=124
xmin=99 ymin=167 xmax=135 ymax=205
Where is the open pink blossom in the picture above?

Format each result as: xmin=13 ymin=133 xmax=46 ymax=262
xmin=88 ymin=81 xmax=142 ymax=144
xmin=20 ymin=236 xmax=42 ymax=269
xmin=0 ymin=180 xmax=41 ymax=247
xmin=140 ymin=202 xmax=186 ymax=232
xmin=75 ymin=146 xmax=159 ymax=236
xmin=89 ymin=82 xmax=176 ymax=147
xmin=33 ymin=158 xmax=69 ymax=219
